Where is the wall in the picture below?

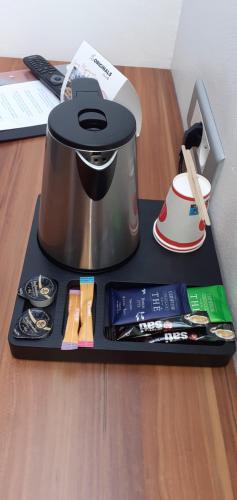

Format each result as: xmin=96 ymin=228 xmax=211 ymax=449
xmin=172 ymin=0 xmax=237 ymax=320
xmin=1 ymin=0 xmax=182 ymax=67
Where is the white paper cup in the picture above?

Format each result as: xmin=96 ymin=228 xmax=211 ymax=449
xmin=153 ymin=173 xmax=211 ymax=253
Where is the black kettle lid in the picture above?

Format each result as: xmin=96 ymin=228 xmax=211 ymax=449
xmin=48 ymin=78 xmax=136 ymax=151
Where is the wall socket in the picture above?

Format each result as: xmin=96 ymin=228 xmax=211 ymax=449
xmin=190 ymin=101 xmax=210 ymax=172
xmin=187 ymin=79 xmax=225 ymax=186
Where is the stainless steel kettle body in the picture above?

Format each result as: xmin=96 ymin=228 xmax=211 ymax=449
xmin=38 ymin=133 xmax=139 ymax=270
xmin=38 ymin=78 xmax=139 ymax=270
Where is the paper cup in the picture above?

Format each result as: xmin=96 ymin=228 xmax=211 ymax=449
xmin=153 ymin=173 xmax=211 ymax=253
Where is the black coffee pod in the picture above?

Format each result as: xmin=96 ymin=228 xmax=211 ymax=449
xmin=13 ymin=308 xmax=53 ymax=340
xmin=18 ymin=275 xmax=57 ymax=307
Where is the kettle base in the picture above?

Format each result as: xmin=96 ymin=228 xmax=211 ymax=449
xmin=37 ymin=234 xmax=140 ymax=274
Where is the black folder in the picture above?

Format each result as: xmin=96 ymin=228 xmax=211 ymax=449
xmin=0 ymin=64 xmax=66 ymax=143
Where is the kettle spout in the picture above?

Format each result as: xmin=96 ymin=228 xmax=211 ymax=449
xmin=76 ymin=149 xmax=117 ymax=201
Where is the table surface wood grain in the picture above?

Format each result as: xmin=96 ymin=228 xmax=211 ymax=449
xmin=0 ymin=57 xmax=236 ymax=500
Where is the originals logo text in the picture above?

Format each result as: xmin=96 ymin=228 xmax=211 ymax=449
xmin=90 ymin=54 xmax=112 ymax=78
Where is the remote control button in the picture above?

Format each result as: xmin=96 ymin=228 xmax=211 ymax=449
xmin=50 ymin=74 xmax=64 ymax=84
xmin=23 ymin=55 xmax=64 ymax=98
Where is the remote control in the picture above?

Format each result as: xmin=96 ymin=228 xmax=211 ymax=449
xmin=23 ymin=55 xmax=64 ymax=99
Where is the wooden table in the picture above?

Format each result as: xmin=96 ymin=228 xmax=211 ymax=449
xmin=0 ymin=58 xmax=236 ymax=500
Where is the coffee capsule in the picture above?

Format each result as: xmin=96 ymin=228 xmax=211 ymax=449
xmin=18 ymin=275 xmax=57 ymax=307
xmin=13 ymin=308 xmax=53 ymax=340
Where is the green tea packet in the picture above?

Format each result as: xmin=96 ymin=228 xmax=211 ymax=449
xmin=187 ymin=285 xmax=233 ymax=323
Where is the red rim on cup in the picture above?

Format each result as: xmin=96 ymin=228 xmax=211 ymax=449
xmin=153 ymin=173 xmax=211 ymax=253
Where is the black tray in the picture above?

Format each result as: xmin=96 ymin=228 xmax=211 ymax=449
xmin=8 ymin=198 xmax=236 ymax=366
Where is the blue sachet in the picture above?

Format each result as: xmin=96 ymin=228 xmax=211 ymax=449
xmin=110 ymin=283 xmax=191 ymax=325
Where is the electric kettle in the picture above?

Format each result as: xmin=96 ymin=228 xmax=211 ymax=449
xmin=38 ymin=78 xmax=139 ymax=270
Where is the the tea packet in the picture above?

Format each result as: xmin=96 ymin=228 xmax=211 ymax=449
xmin=78 ymin=277 xmax=94 ymax=348
xmin=109 ymin=283 xmax=190 ymax=325
xmin=61 ymin=289 xmax=80 ymax=350
xmin=187 ymin=285 xmax=233 ymax=323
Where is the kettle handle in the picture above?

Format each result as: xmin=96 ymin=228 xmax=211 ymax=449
xmin=72 ymin=78 xmax=103 ymax=100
